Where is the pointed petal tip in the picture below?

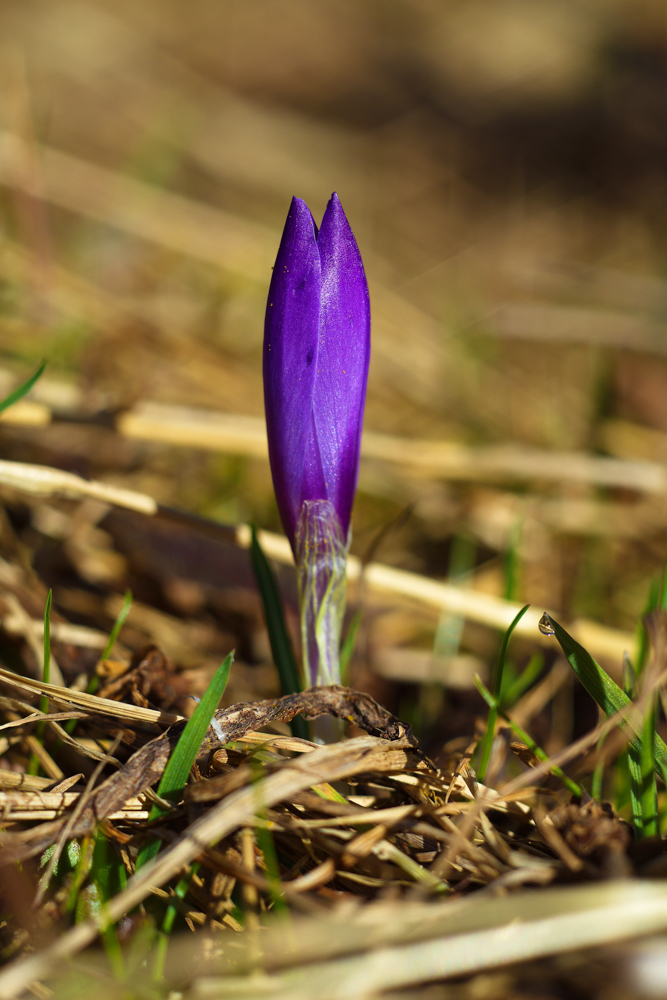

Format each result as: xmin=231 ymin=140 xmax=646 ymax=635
xmin=289 ymin=196 xmax=313 ymax=219
xmin=320 ymin=192 xmax=354 ymax=242
xmin=285 ymin=197 xmax=318 ymax=240
xmin=327 ymin=191 xmax=343 ymax=213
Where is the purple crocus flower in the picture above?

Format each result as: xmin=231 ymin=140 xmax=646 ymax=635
xmin=264 ymin=192 xmax=370 ymax=555
xmin=263 ymin=193 xmax=370 ymax=687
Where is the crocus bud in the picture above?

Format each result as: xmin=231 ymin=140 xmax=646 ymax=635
xmin=263 ymin=193 xmax=370 ymax=686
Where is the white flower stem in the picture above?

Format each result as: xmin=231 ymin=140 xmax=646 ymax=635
xmin=295 ymin=499 xmax=347 ymax=689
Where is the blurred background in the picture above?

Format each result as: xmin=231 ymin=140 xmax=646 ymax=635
xmin=2 ymin=0 xmax=667 ymax=752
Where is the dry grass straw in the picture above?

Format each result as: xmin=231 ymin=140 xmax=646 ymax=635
xmin=0 ymin=654 xmax=650 ymax=999
xmin=0 ymin=454 xmax=635 ymax=665
xmin=4 ymin=373 xmax=667 ymax=495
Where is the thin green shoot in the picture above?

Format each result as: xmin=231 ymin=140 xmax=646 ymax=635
xmin=477 ymin=604 xmax=530 ymax=783
xmin=100 ymin=919 xmax=125 ymax=983
xmin=542 ymin=613 xmax=667 ymax=786
xmin=639 ymin=694 xmax=659 ymax=838
xmin=28 ymin=590 xmax=52 ymax=775
xmin=417 ymin=534 xmax=475 ymax=732
xmin=0 ymin=360 xmax=46 ymax=415
xmin=502 ymin=651 xmax=544 ymax=708
xmin=85 ymin=832 xmax=127 ymax=976
xmin=250 ymin=526 xmax=307 ymax=740
xmin=613 ymin=755 xmax=632 ymax=818
xmin=250 ymin=758 xmax=288 ymax=916
xmin=621 ymin=649 xmax=645 ymax=831
xmin=41 ymin=834 xmax=128 ymax=978
xmin=254 ymin=821 xmax=288 ymax=914
xmin=636 ymin=572 xmax=663 ymax=676
xmin=123 ymin=914 xmax=159 ymax=981
xmin=135 ymin=650 xmax=234 ymax=870
xmin=87 ymin=828 xmax=127 ymax=902
xmin=39 ymin=589 xmax=52 ymax=722
xmin=448 ymin=532 xmax=477 ymax=581
xmin=623 ymin=652 xmax=638 ymax=700
xmin=340 ymin=608 xmax=362 ymax=686
xmin=474 ymin=674 xmax=583 ymax=797
xmin=153 ymin=862 xmax=200 ymax=981
xmin=660 ymin=559 xmax=667 ymax=611
xmin=99 ymin=589 xmax=133 ymax=669
xmin=591 ymin=732 xmax=607 ymax=802
xmin=311 ymin=782 xmax=348 ymax=804
xmin=66 ymin=834 xmax=95 ymax=917
xmin=432 ymin=534 xmax=476 ymax=681
xmin=620 ymin=649 xmax=644 ymax=830
xmin=503 ymin=520 xmax=522 ymax=603
xmin=65 ymin=591 xmax=133 ymax=736
xmin=626 ymin=744 xmax=645 ymax=835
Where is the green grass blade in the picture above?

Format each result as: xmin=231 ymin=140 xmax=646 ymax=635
xmin=621 ymin=650 xmax=643 ymax=833
xmin=28 ymin=591 xmax=52 ymax=775
xmin=474 ymin=674 xmax=583 ymax=797
xmin=250 ymin=526 xmax=301 ymax=695
xmin=250 ymin=526 xmax=307 ymax=739
xmin=542 ymin=613 xmax=667 ymax=785
xmin=503 ymin=651 xmax=543 ymax=708
xmin=250 ymin=759 xmax=288 ymax=916
xmin=622 ymin=652 xmax=638 ymax=700
xmin=153 ymin=862 xmax=200 ymax=981
xmin=494 ymin=605 xmax=531 ymax=702
xmin=154 ymin=649 xmax=232 ymax=806
xmin=627 ymin=743 xmax=644 ymax=835
xmin=477 ymin=604 xmax=530 ymax=782
xmin=136 ymin=651 xmax=234 ymax=870
xmin=100 ymin=590 xmax=133 ymax=663
xmin=591 ymin=733 xmax=607 ymax=802
xmin=340 ymin=609 xmax=362 ymax=686
xmin=640 ymin=696 xmax=659 ymax=837
xmin=0 ymin=360 xmax=46 ymax=415
xmin=638 ymin=578 xmax=658 ymax=674
xmin=503 ymin=520 xmax=522 ymax=602
xmin=66 ymin=592 xmax=134 ymax=736
xmin=38 ymin=590 xmax=52 ymax=744
xmin=41 ymin=589 xmax=52 ymax=710
xmin=89 ymin=829 xmax=127 ymax=901
xmin=83 ymin=831 xmax=127 ymax=978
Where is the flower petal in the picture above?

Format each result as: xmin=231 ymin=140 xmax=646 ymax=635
xmin=304 ymin=192 xmax=371 ymax=538
xmin=263 ymin=197 xmax=322 ymax=549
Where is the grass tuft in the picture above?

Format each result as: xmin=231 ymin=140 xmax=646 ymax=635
xmin=136 ymin=650 xmax=234 ymax=870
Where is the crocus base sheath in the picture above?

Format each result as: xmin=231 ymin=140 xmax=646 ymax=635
xmin=295 ymin=499 xmax=347 ymax=688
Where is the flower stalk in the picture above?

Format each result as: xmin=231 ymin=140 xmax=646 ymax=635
xmin=295 ymin=499 xmax=348 ymax=686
